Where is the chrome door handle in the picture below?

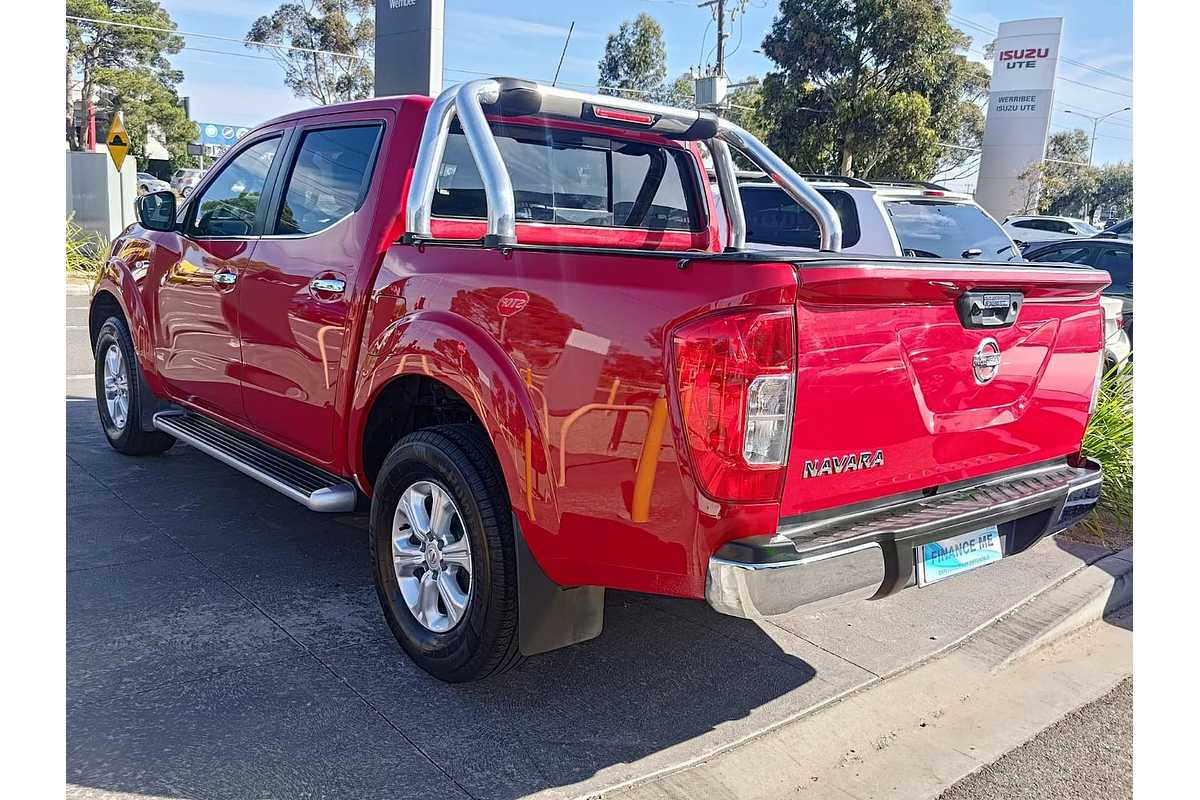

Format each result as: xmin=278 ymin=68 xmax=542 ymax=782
xmin=212 ymin=271 xmax=238 ymax=286
xmin=310 ymin=278 xmax=346 ymax=294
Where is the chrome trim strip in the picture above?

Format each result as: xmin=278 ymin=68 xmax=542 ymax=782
xmin=152 ymin=412 xmax=357 ymax=513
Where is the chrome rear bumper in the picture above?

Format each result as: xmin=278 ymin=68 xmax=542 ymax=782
xmin=706 ymin=458 xmax=1102 ymax=618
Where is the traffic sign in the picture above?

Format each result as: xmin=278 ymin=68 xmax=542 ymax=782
xmin=105 ymin=113 xmax=130 ymax=171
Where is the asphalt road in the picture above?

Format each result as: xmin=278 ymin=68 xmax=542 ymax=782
xmin=66 ymin=280 xmax=1126 ymax=800
xmin=939 ymin=677 xmax=1133 ymax=800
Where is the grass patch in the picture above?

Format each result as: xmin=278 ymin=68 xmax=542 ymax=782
xmin=1079 ymin=360 xmax=1133 ymax=546
xmin=66 ymin=216 xmax=108 ymax=279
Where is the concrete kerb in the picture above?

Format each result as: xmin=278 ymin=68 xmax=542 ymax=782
xmin=587 ymin=546 xmax=1133 ymax=800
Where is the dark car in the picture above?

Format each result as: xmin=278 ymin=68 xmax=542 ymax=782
xmin=1024 ymin=237 xmax=1133 ymax=341
xmin=1095 ymin=217 xmax=1132 ymax=240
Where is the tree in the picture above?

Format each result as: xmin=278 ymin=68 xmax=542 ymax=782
xmin=1016 ymin=130 xmax=1132 ymax=220
xmin=96 ymin=69 xmax=198 ymax=165
xmin=759 ymin=0 xmax=987 ymax=179
xmin=597 ymin=13 xmax=667 ymax=102
xmin=248 ymin=0 xmax=374 ymax=105
xmin=1093 ymin=162 xmax=1133 ymax=220
xmin=664 ymin=73 xmax=696 ymax=109
xmin=65 ymin=0 xmax=187 ymax=155
xmin=726 ymin=77 xmax=770 ymax=142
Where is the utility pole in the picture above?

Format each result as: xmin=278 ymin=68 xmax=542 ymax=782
xmin=698 ymin=0 xmax=728 ymax=77
xmin=1063 ymin=106 xmax=1131 ymax=166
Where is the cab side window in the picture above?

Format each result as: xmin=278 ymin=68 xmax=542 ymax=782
xmin=1028 ymin=246 xmax=1093 ymax=264
xmin=187 ymin=137 xmax=280 ymax=238
xmin=274 ymin=125 xmax=382 ymax=235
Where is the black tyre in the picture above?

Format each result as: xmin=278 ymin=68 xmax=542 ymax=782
xmin=94 ymin=316 xmax=175 ymax=456
xmin=370 ymin=424 xmax=523 ymax=682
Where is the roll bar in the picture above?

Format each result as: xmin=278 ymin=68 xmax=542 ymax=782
xmin=404 ymin=77 xmax=843 ymax=252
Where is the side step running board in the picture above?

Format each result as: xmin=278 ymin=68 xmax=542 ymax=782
xmin=152 ymin=411 xmax=357 ymax=513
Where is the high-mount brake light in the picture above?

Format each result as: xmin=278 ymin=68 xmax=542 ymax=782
xmin=673 ymin=308 xmax=795 ymax=502
xmin=591 ymin=106 xmax=656 ymax=125
xmin=923 ymin=190 xmax=946 ymax=197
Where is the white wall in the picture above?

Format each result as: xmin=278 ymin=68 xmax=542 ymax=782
xmin=66 ymin=151 xmax=137 ymax=241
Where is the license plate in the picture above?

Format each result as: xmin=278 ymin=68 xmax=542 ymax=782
xmin=916 ymin=526 xmax=1003 ymax=586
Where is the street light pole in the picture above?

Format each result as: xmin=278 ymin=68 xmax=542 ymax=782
xmin=1063 ymin=106 xmax=1131 ymax=166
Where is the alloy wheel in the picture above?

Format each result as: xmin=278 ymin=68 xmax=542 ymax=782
xmin=391 ymin=480 xmax=473 ymax=633
xmin=102 ymin=343 xmax=130 ymax=430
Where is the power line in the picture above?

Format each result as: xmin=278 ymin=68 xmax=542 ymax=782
xmin=66 ymin=15 xmax=369 ymax=61
xmin=1058 ymin=75 xmax=1132 ymax=99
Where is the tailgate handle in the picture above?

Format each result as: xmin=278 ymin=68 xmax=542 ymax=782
xmin=956 ymin=291 xmax=1023 ymax=329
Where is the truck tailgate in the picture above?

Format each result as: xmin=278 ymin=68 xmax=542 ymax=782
xmin=780 ymin=261 xmax=1110 ymax=517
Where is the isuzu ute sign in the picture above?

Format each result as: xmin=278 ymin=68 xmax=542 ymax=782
xmin=802 ymin=450 xmax=885 ymax=479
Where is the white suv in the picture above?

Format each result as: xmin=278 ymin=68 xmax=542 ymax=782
xmin=1002 ymin=215 xmax=1100 ymax=245
xmin=730 ymin=174 xmax=1022 ymax=261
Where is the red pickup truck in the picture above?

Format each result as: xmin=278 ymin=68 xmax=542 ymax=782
xmin=91 ymin=78 xmax=1107 ymax=682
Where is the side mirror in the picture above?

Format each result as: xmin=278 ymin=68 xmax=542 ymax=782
xmin=136 ymin=190 xmax=176 ymax=232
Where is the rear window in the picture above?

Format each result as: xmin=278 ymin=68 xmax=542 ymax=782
xmin=1095 ymin=247 xmax=1133 ymax=294
xmin=432 ymin=124 xmax=704 ymax=231
xmin=738 ymin=186 xmax=861 ymax=248
xmin=885 ymin=201 xmax=1019 ymax=261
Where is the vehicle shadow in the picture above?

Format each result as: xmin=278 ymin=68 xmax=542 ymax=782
xmin=65 ymin=398 xmax=841 ymax=800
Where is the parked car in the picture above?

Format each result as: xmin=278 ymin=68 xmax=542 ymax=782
xmin=1099 ymin=296 xmax=1132 ymax=370
xmin=1002 ymin=215 xmax=1101 ymax=245
xmin=136 ymin=172 xmax=170 ymax=196
xmin=1095 ymin=217 xmax=1132 ymax=240
xmin=1023 ymin=237 xmax=1133 ymax=345
xmin=169 ymin=168 xmax=205 ymax=197
xmin=732 ymin=174 xmax=1022 ymax=260
xmin=93 ymin=77 xmax=1107 ymax=682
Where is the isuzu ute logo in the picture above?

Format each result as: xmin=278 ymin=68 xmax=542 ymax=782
xmin=973 ymin=338 xmax=1002 ymax=385
xmin=802 ymin=450 xmax=885 ymax=479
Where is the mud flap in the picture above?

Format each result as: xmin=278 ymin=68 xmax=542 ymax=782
xmin=514 ymin=516 xmax=605 ymax=656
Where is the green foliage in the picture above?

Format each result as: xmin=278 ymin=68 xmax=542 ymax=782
xmin=1018 ymin=130 xmax=1133 ymax=220
xmin=726 ymin=77 xmax=770 ymax=143
xmin=66 ymin=0 xmax=192 ymax=162
xmin=248 ymin=0 xmax=375 ymax=105
xmin=598 ymin=13 xmax=668 ymax=102
xmin=66 ymin=216 xmax=109 ymax=279
xmin=759 ymin=0 xmax=987 ymax=178
xmin=94 ymin=67 xmax=198 ymax=166
xmin=1082 ymin=362 xmax=1133 ymax=533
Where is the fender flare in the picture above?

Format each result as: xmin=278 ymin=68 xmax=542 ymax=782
xmin=349 ymin=310 xmax=564 ymax=553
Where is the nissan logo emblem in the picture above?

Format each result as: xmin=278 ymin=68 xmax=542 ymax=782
xmin=972 ymin=338 xmax=1002 ymax=385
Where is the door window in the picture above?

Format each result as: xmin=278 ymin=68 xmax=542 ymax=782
xmin=738 ymin=186 xmax=862 ymax=248
xmin=187 ymin=137 xmax=280 ymax=238
xmin=274 ymin=125 xmax=382 ymax=235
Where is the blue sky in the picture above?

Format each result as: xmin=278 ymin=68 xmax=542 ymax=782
xmin=164 ymin=0 xmax=1132 ymax=168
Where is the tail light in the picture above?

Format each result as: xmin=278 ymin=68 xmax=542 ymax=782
xmin=673 ymin=307 xmax=795 ymax=501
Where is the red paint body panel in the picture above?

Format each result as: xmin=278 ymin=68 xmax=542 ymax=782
xmin=780 ymin=262 xmax=1109 ymax=517
xmin=93 ymin=94 xmax=1110 ymax=602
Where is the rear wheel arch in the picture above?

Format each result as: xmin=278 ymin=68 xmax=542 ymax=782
xmin=352 ymin=319 xmax=561 ymax=548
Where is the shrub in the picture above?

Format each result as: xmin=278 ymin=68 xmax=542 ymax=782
xmin=1081 ymin=361 xmax=1133 ymax=534
xmin=66 ymin=216 xmax=108 ymax=278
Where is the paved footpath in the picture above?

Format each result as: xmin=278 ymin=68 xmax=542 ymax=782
xmin=66 ymin=282 xmax=1127 ymax=800
xmin=940 ymin=677 xmax=1132 ymax=800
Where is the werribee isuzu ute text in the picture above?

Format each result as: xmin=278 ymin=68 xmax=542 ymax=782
xmin=90 ymin=78 xmax=1107 ymax=682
